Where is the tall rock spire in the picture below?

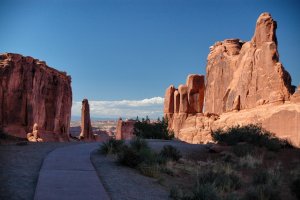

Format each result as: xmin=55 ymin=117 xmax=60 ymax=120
xmin=79 ymin=99 xmax=94 ymax=141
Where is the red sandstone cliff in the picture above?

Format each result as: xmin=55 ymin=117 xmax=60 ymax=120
xmin=0 ymin=53 xmax=72 ymax=141
xmin=164 ymin=13 xmax=300 ymax=147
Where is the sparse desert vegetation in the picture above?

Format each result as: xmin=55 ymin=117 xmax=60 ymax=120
xmin=94 ymin=125 xmax=300 ymax=200
xmin=133 ymin=117 xmax=174 ymax=140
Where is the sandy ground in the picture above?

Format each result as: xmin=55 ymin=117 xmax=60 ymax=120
xmin=91 ymin=139 xmax=207 ymax=200
xmin=0 ymin=142 xmax=76 ymax=200
xmin=0 ymin=139 xmax=206 ymax=200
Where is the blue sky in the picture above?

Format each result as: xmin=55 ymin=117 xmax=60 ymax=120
xmin=1 ymin=0 xmax=299 ymax=118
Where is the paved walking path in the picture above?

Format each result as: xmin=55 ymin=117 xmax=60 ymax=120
xmin=34 ymin=143 xmax=110 ymax=200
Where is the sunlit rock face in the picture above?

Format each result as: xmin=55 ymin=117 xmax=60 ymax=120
xmin=205 ymin=13 xmax=293 ymax=114
xmin=164 ymin=13 xmax=300 ymax=147
xmin=0 ymin=53 xmax=72 ymax=141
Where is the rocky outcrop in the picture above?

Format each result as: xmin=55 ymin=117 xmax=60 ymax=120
xmin=164 ymin=13 xmax=300 ymax=147
xmin=27 ymin=123 xmax=43 ymax=142
xmin=79 ymin=99 xmax=94 ymax=141
xmin=291 ymin=85 xmax=300 ymax=103
xmin=116 ymin=118 xmax=135 ymax=140
xmin=205 ymin=13 xmax=293 ymax=115
xmin=187 ymin=75 xmax=205 ymax=113
xmin=165 ymin=74 xmax=206 ymax=138
xmin=0 ymin=53 xmax=72 ymax=141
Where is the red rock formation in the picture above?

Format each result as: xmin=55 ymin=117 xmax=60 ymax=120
xmin=164 ymin=85 xmax=175 ymax=119
xmin=178 ymin=84 xmax=188 ymax=113
xmin=0 ymin=53 xmax=72 ymax=141
xmin=291 ymin=85 xmax=300 ymax=103
xmin=205 ymin=13 xmax=293 ymax=114
xmin=187 ymin=74 xmax=205 ymax=113
xmin=115 ymin=118 xmax=135 ymax=140
xmin=164 ymin=13 xmax=300 ymax=147
xmin=79 ymin=99 xmax=94 ymax=141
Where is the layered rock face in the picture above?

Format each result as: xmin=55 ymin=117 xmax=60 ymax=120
xmin=165 ymin=13 xmax=300 ymax=147
xmin=205 ymin=13 xmax=293 ymax=114
xmin=79 ymin=99 xmax=94 ymax=141
xmin=115 ymin=118 xmax=135 ymax=140
xmin=0 ymin=53 xmax=72 ymax=141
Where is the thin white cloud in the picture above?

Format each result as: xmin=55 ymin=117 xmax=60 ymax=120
xmin=72 ymin=97 xmax=164 ymax=119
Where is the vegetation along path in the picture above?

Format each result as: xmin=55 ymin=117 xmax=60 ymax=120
xmin=34 ymin=143 xmax=110 ymax=200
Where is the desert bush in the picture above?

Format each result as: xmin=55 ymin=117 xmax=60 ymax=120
xmin=160 ymin=145 xmax=182 ymax=161
xmin=192 ymin=183 xmax=220 ymax=200
xmin=224 ymin=193 xmax=241 ymax=200
xmin=130 ymin=137 xmax=149 ymax=151
xmin=211 ymin=124 xmax=291 ymax=151
xmin=252 ymin=164 xmax=281 ymax=186
xmin=232 ymin=143 xmax=255 ymax=157
xmin=243 ymin=185 xmax=281 ymax=200
xmin=99 ymin=138 xmax=124 ymax=155
xmin=169 ymin=186 xmax=185 ymax=200
xmin=290 ymin=175 xmax=300 ymax=199
xmin=138 ymin=163 xmax=159 ymax=178
xmin=134 ymin=117 xmax=174 ymax=139
xmin=118 ymin=138 xmax=163 ymax=168
xmin=117 ymin=145 xmax=142 ymax=167
xmin=238 ymin=154 xmax=262 ymax=169
xmin=252 ymin=169 xmax=269 ymax=185
xmin=196 ymin=164 xmax=241 ymax=192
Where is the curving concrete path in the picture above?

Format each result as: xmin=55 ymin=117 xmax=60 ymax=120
xmin=34 ymin=143 xmax=110 ymax=200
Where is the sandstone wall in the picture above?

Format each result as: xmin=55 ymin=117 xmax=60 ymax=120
xmin=115 ymin=118 xmax=135 ymax=140
xmin=205 ymin=13 xmax=293 ymax=115
xmin=0 ymin=53 xmax=72 ymax=141
xmin=164 ymin=13 xmax=300 ymax=147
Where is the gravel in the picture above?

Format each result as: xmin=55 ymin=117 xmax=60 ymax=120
xmin=0 ymin=142 xmax=75 ymax=200
xmin=91 ymin=139 xmax=207 ymax=200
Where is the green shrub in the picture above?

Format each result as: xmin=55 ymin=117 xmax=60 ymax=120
xmin=118 ymin=138 xmax=159 ymax=167
xmin=130 ymin=137 xmax=149 ymax=151
xmin=232 ymin=143 xmax=255 ymax=157
xmin=192 ymin=183 xmax=220 ymax=200
xmin=211 ymin=124 xmax=291 ymax=151
xmin=290 ymin=175 xmax=300 ymax=199
xmin=224 ymin=193 xmax=241 ymax=200
xmin=134 ymin=117 xmax=174 ymax=139
xmin=238 ymin=154 xmax=262 ymax=169
xmin=252 ymin=170 xmax=269 ymax=185
xmin=196 ymin=166 xmax=241 ymax=192
xmin=169 ymin=186 xmax=185 ymax=200
xmin=117 ymin=145 xmax=142 ymax=167
xmin=160 ymin=145 xmax=182 ymax=161
xmin=252 ymin=165 xmax=281 ymax=186
xmin=99 ymin=138 xmax=124 ymax=155
xmin=138 ymin=163 xmax=159 ymax=178
xmin=244 ymin=185 xmax=281 ymax=200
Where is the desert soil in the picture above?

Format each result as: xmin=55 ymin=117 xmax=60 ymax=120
xmin=0 ymin=142 xmax=76 ymax=200
xmin=91 ymin=139 xmax=207 ymax=200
